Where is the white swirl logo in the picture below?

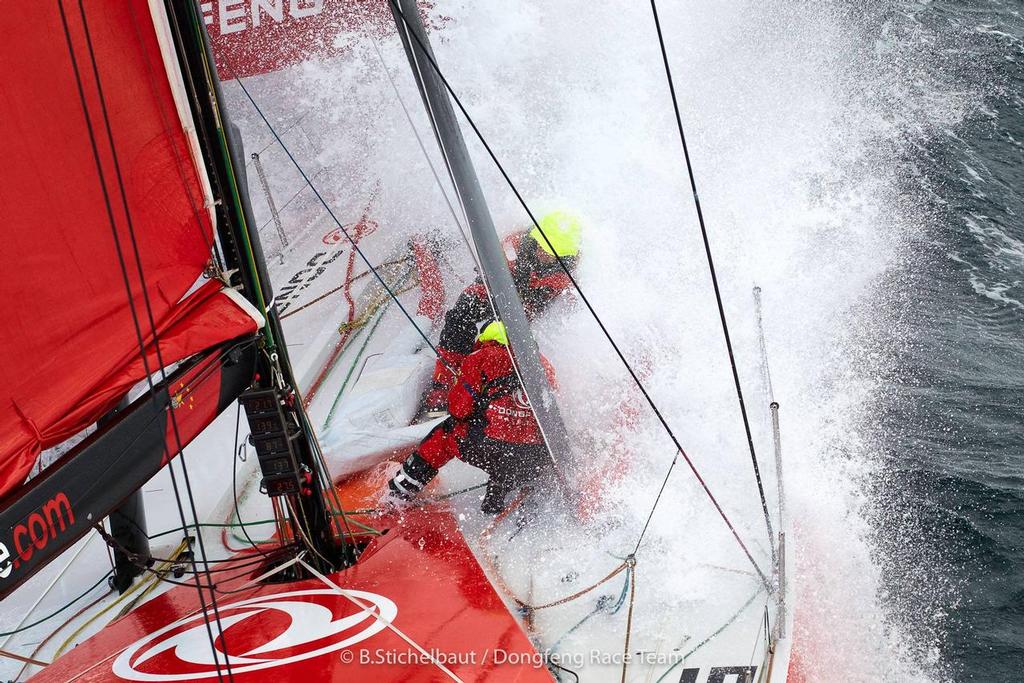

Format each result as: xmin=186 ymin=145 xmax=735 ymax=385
xmin=112 ymin=588 xmax=397 ymax=681
xmin=512 ymin=388 xmax=531 ymax=410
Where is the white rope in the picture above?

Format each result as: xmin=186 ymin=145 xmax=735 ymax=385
xmin=231 ymin=551 xmax=306 ymax=592
xmin=298 ymin=559 xmax=465 ymax=682
xmin=0 ymin=534 xmax=96 ymax=651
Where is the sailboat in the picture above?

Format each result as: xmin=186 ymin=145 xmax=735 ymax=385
xmin=1 ymin=2 xmax=796 ymax=681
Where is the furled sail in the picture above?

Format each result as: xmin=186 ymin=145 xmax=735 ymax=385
xmin=0 ymin=2 xmax=261 ymax=497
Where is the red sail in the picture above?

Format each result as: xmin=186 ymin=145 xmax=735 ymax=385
xmin=200 ymin=0 xmax=388 ymax=78
xmin=201 ymin=0 xmax=438 ymax=79
xmin=0 ymin=2 xmax=259 ymax=497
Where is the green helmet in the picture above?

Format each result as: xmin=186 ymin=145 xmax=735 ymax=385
xmin=530 ymin=210 xmax=582 ymax=257
xmin=478 ymin=320 xmax=508 ymax=346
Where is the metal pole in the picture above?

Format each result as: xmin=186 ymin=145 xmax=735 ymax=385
xmin=388 ymin=0 xmax=575 ymax=487
xmin=101 ymin=399 xmax=151 ymax=594
xmin=769 ymin=402 xmax=785 ymax=532
xmin=250 ymin=151 xmax=288 ymax=251
xmin=108 ymin=490 xmax=150 ymax=594
xmin=754 ymin=287 xmax=785 ymax=528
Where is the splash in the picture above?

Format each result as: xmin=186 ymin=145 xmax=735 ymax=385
xmin=223 ymin=0 xmax=995 ymax=679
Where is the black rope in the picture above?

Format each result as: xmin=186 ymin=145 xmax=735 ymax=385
xmin=387 ymin=0 xmax=772 ymax=591
xmin=550 ymin=662 xmax=581 ymax=683
xmin=62 ymin=2 xmax=234 ymax=677
xmin=0 ymin=571 xmax=113 ymax=638
xmin=220 ymin=61 xmax=492 ymax=397
xmin=94 ymin=523 xmax=290 ymax=572
xmin=74 ymin=8 xmax=235 ymax=669
xmin=79 ymin=8 xmax=238 ymax=669
xmin=647 ymin=0 xmax=776 ymax=564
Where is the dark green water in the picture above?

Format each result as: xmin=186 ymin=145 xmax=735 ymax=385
xmin=868 ymin=2 xmax=1023 ymax=680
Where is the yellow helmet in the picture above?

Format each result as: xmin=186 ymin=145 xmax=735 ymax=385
xmin=530 ymin=211 xmax=582 ymax=257
xmin=478 ymin=320 xmax=508 ymax=346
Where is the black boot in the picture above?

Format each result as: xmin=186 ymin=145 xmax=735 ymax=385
xmin=480 ymin=478 xmax=512 ymax=515
xmin=387 ymin=452 xmax=439 ymax=501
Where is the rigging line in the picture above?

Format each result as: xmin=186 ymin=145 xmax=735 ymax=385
xmin=619 ymin=562 xmax=637 ymax=683
xmin=221 ymin=62 xmax=460 ymax=379
xmin=129 ymin=547 xmax=305 ymax=595
xmin=90 ymin=0 xmax=241 ymax=632
xmin=298 ymin=559 xmax=467 ymax=683
xmin=632 ymin=452 xmax=677 ymax=555
xmin=59 ymin=0 xmax=226 ymax=667
xmin=95 ymin=523 xmax=292 ymax=570
xmin=15 ymin=583 xmax=115 ymax=681
xmin=367 ymin=33 xmax=479 ymax=265
xmin=149 ymin=519 xmax=273 ymax=540
xmin=52 ymin=536 xmax=186 ymax=660
xmin=387 ymin=0 xmax=771 ymax=589
xmin=293 ymin=411 xmax=356 ymax=544
xmin=549 ymin=570 xmax=631 ymax=651
xmin=647 ymin=0 xmax=776 ymax=562
xmin=0 ymin=571 xmax=113 ymax=638
xmin=652 ymin=587 xmax=765 ymax=683
xmin=244 ymin=111 xmax=312 ymax=165
xmin=753 ymin=287 xmax=776 ymax=403
xmin=550 ymin=662 xmax=581 ymax=683
xmin=748 ymin=605 xmax=768 ymax=669
xmin=77 ymin=80 xmax=238 ymax=683
xmin=0 ymin=648 xmax=50 ymax=669
xmin=256 ymin=167 xmax=326 ymax=233
xmin=0 ymin=532 xmax=97 ymax=650
xmin=285 ymin=497 xmax=335 ymax=569
xmin=231 ymin=402 xmax=273 ymax=559
xmin=70 ymin=4 xmax=235 ymax=677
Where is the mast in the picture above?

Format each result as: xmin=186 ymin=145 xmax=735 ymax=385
xmin=389 ymin=0 xmax=575 ymax=486
xmin=168 ymin=0 xmax=351 ymax=570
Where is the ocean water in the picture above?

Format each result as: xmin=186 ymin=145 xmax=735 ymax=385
xmin=863 ymin=2 xmax=1024 ymax=680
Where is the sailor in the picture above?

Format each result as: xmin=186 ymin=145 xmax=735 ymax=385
xmin=386 ymin=321 xmax=555 ymax=514
xmin=419 ymin=210 xmax=581 ymax=414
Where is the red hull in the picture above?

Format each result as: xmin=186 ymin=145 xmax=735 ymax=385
xmin=32 ymin=507 xmax=549 ymax=682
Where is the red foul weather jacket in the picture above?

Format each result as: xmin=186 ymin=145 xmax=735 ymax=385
xmin=447 ymin=340 xmax=557 ymax=445
xmin=430 ymin=231 xmax=576 ymax=392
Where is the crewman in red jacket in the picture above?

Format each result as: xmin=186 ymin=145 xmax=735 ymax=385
xmin=388 ymin=321 xmax=556 ymax=514
xmin=419 ymin=210 xmax=581 ymax=414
